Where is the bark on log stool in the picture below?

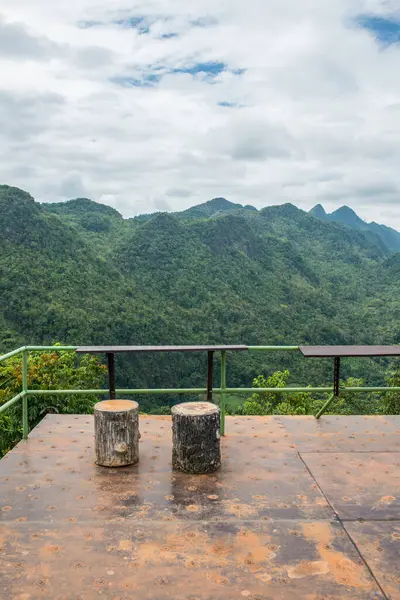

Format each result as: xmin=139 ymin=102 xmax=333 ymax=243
xmin=172 ymin=402 xmax=220 ymax=474
xmin=94 ymin=400 xmax=139 ymax=467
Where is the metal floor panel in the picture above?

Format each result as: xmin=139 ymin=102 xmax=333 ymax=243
xmin=301 ymin=452 xmax=400 ymax=520
xmin=0 ymin=521 xmax=384 ymax=600
xmin=344 ymin=521 xmax=400 ymax=599
xmin=280 ymin=415 xmax=400 ymax=453
xmin=2 ymin=414 xmax=400 ymax=599
xmin=0 ymin=416 xmax=333 ymax=524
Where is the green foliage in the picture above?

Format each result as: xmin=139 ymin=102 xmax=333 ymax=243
xmin=0 ymin=413 xmax=18 ymax=457
xmin=241 ymin=370 xmax=393 ymax=417
xmin=0 ymin=347 xmax=106 ymax=456
xmin=323 ymin=378 xmax=382 ymax=416
xmin=381 ymin=364 xmax=400 ymax=414
xmin=242 ymin=370 xmax=313 ymax=415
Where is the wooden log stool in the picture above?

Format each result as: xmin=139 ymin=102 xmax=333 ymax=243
xmin=172 ymin=402 xmax=221 ymax=474
xmin=94 ymin=400 xmax=139 ymax=467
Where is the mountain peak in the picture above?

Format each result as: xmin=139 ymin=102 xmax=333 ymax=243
xmin=45 ymin=197 xmax=122 ymax=218
xmin=181 ymin=197 xmax=255 ymax=219
xmin=308 ymin=203 xmax=400 ymax=251
xmin=261 ymin=202 xmax=304 ymax=219
xmin=0 ymin=186 xmax=42 ymax=242
xmin=309 ymin=204 xmax=366 ymax=228
xmin=330 ymin=205 xmax=366 ymax=228
xmin=309 ymin=204 xmax=328 ymax=219
xmin=208 ymin=197 xmax=239 ymax=209
xmin=197 ymin=197 xmax=244 ymax=214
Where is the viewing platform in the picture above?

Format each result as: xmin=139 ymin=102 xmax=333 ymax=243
xmin=1 ymin=414 xmax=400 ymax=599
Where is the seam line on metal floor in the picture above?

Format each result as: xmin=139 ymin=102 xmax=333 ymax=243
xmin=0 ymin=518 xmax=359 ymax=525
xmin=298 ymin=452 xmax=389 ymax=600
xmin=299 ymin=450 xmax=400 ymax=454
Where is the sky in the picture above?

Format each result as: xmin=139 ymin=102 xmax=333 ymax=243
xmin=1 ymin=1 xmax=400 ymax=225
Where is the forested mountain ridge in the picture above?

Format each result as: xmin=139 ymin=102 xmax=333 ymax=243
xmin=1 ymin=184 xmax=400 ymax=392
xmin=309 ymin=203 xmax=400 ymax=252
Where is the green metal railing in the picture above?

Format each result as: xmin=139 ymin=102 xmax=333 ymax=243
xmin=1 ymin=345 xmax=400 ymax=439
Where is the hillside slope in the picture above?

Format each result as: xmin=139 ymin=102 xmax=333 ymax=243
xmin=309 ymin=203 xmax=400 ymax=252
xmin=0 ymin=186 xmax=175 ymax=350
xmin=1 ymin=186 xmax=399 ymax=390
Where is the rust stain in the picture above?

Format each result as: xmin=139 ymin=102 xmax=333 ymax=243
xmin=344 ymin=521 xmax=400 ymax=599
xmin=205 ymin=571 xmax=229 ymax=585
xmin=224 ymin=502 xmax=257 ymax=518
xmin=301 ymin=522 xmax=371 ymax=589
xmin=379 ymin=495 xmax=396 ymax=505
xmin=255 ymin=571 xmax=272 ymax=583
xmin=234 ymin=530 xmax=275 ymax=566
xmin=132 ymin=503 xmax=152 ymax=518
xmin=288 ymin=560 xmax=329 ymax=579
xmin=39 ymin=544 xmax=60 ymax=557
xmin=119 ymin=539 xmax=133 ymax=551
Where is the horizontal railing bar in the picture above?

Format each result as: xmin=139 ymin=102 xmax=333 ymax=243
xmin=0 ymin=392 xmax=26 ymax=413
xmin=25 ymin=389 xmax=110 ymax=396
xmin=0 ymin=347 xmax=26 ymax=363
xmin=247 ymin=346 xmax=299 ymax=351
xmin=117 ymin=388 xmax=208 ymax=395
xmin=342 ymin=386 xmax=400 ymax=392
xmin=23 ymin=386 xmax=400 ymax=397
xmin=223 ymin=387 xmax=400 ymax=393
xmin=221 ymin=387 xmax=333 ymax=393
xmin=1 ymin=345 xmax=303 ymax=358
xmin=25 ymin=388 xmax=209 ymax=396
xmin=25 ymin=346 xmax=79 ymax=351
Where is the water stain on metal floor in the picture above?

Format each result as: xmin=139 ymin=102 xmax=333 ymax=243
xmin=1 ymin=414 xmax=399 ymax=599
xmin=278 ymin=415 xmax=400 ymax=453
xmin=0 ymin=520 xmax=384 ymax=599
xmin=301 ymin=452 xmax=400 ymax=520
xmin=345 ymin=521 xmax=400 ymax=599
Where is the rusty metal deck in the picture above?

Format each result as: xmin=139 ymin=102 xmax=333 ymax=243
xmin=1 ymin=415 xmax=400 ymax=599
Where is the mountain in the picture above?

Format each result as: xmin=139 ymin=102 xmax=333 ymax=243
xmin=1 ymin=185 xmax=400 ymax=398
xmin=180 ymin=197 xmax=257 ymax=219
xmin=309 ymin=204 xmax=327 ymax=219
xmin=309 ymin=204 xmax=400 ymax=253
xmin=0 ymin=186 xmax=170 ymax=351
xmin=330 ymin=206 xmax=366 ymax=228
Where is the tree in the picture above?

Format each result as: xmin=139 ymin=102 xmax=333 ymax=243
xmin=242 ymin=370 xmax=313 ymax=415
xmin=381 ymin=362 xmax=400 ymax=414
xmin=0 ymin=346 xmax=106 ymax=456
xmin=241 ymin=371 xmax=382 ymax=416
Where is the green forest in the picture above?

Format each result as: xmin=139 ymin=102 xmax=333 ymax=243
xmin=1 ymin=184 xmax=400 ymax=453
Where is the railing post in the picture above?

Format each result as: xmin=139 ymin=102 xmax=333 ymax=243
xmin=22 ymin=350 xmax=28 ymax=439
xmin=315 ymin=393 xmax=335 ymax=419
xmin=220 ymin=350 xmax=227 ymax=436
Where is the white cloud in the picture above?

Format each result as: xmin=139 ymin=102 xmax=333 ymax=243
xmin=0 ymin=0 xmax=400 ymax=226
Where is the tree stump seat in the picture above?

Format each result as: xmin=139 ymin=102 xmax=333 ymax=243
xmin=172 ymin=402 xmax=221 ymax=474
xmin=94 ymin=400 xmax=139 ymax=467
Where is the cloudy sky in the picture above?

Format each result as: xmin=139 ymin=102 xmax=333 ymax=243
xmin=1 ymin=1 xmax=400 ymax=225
